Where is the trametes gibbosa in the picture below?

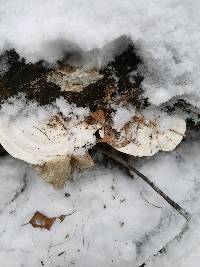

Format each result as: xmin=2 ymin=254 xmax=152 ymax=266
xmin=99 ymin=106 xmax=186 ymax=157
xmin=0 ymin=63 xmax=186 ymax=188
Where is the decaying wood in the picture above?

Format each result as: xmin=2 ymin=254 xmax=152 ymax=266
xmin=0 ymin=45 xmax=188 ymax=188
xmin=0 ymin=45 xmax=143 ymax=109
xmin=0 ymin=44 xmax=144 ymax=188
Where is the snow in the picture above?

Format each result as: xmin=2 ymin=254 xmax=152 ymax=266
xmin=0 ymin=129 xmax=199 ymax=266
xmin=1 ymin=1 xmax=200 ymax=265
xmin=1 ymin=0 xmax=200 ymax=106
xmin=0 ymin=158 xmax=164 ymax=266
xmin=112 ymin=106 xmax=134 ymax=132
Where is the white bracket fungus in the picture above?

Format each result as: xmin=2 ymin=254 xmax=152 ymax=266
xmin=0 ymin=111 xmax=98 ymax=165
xmin=0 ymin=93 xmax=186 ymax=188
xmin=0 ymin=98 xmax=186 ymax=187
xmin=100 ymin=107 xmax=186 ymax=157
xmin=0 ymin=97 xmax=100 ymax=188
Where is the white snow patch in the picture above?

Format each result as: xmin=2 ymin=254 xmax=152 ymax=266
xmin=112 ymin=106 xmax=134 ymax=132
xmin=0 ymin=130 xmax=200 ymax=266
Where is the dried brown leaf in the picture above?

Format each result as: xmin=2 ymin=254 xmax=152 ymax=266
xmin=90 ymin=110 xmax=106 ymax=124
xmin=29 ymin=211 xmax=67 ymax=230
xmin=71 ymin=153 xmax=94 ymax=170
xmin=29 ymin=211 xmax=56 ymax=230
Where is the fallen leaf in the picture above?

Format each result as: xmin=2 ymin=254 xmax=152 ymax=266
xmin=71 ymin=153 xmax=94 ymax=170
xmin=29 ymin=211 xmax=67 ymax=230
xmin=90 ymin=110 xmax=106 ymax=124
xmin=29 ymin=211 xmax=56 ymax=230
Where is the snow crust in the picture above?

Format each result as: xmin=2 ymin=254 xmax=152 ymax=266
xmin=1 ymin=0 xmax=200 ymax=106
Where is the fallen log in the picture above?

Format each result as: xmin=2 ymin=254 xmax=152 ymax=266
xmin=0 ymin=44 xmax=187 ymax=188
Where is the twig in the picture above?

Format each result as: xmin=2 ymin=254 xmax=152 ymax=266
xmin=65 ymin=210 xmax=77 ymax=217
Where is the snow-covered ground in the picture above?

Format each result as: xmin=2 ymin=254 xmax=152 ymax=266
xmin=1 ymin=1 xmax=200 ymax=266
xmin=0 ymin=129 xmax=200 ymax=267
xmin=1 ymin=0 xmax=200 ymax=106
